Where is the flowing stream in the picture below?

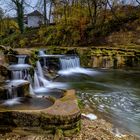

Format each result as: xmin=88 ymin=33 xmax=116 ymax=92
xmin=56 ymin=69 xmax=140 ymax=137
xmin=2 ymin=51 xmax=140 ymax=137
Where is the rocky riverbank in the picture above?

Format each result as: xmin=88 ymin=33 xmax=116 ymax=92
xmin=0 ymin=117 xmax=137 ymax=140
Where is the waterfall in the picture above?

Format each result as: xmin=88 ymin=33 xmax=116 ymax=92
xmin=39 ymin=77 xmax=49 ymax=87
xmin=38 ymin=50 xmax=45 ymax=56
xmin=12 ymin=69 xmax=29 ymax=80
xmin=6 ymin=85 xmax=17 ymax=99
xmin=58 ymin=55 xmax=94 ymax=76
xmin=7 ymin=87 xmax=12 ymax=99
xmin=29 ymin=84 xmax=34 ymax=95
xmin=36 ymin=61 xmax=44 ymax=78
xmin=35 ymin=61 xmax=50 ymax=87
xmin=12 ymin=71 xmax=23 ymax=79
xmin=34 ymin=71 xmax=40 ymax=89
xmin=17 ymin=55 xmax=26 ymax=64
xmin=60 ymin=56 xmax=80 ymax=70
xmin=18 ymin=57 xmax=25 ymax=64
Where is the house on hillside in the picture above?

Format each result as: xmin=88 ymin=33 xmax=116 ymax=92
xmin=24 ymin=10 xmax=55 ymax=28
xmin=25 ymin=10 xmax=44 ymax=28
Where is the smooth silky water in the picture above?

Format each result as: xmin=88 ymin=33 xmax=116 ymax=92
xmin=0 ymin=97 xmax=53 ymax=110
xmin=56 ymin=69 xmax=140 ymax=137
xmin=1 ymin=51 xmax=140 ymax=137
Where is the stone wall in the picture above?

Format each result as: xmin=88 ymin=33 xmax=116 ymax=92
xmin=45 ymin=47 xmax=140 ymax=69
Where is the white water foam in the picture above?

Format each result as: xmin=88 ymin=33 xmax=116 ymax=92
xmin=45 ymin=82 xmax=68 ymax=89
xmin=3 ymin=98 xmax=21 ymax=106
xmin=9 ymin=64 xmax=31 ymax=70
xmin=58 ymin=67 xmax=97 ymax=76
xmin=8 ymin=80 xmax=28 ymax=86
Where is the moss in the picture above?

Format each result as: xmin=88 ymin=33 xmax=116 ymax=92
xmin=29 ymin=50 xmax=39 ymax=67
xmin=19 ymin=38 xmax=28 ymax=48
xmin=63 ymin=121 xmax=81 ymax=137
xmin=54 ymin=129 xmax=64 ymax=140
xmin=48 ymin=96 xmax=56 ymax=103
xmin=77 ymin=98 xmax=84 ymax=109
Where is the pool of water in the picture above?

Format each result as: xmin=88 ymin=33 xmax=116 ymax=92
xmin=0 ymin=97 xmax=53 ymax=110
xmin=56 ymin=69 xmax=140 ymax=137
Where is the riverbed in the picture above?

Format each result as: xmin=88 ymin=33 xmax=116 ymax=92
xmin=56 ymin=68 xmax=140 ymax=138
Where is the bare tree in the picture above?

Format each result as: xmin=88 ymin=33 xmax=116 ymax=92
xmin=0 ymin=7 xmax=4 ymax=19
xmin=11 ymin=0 xmax=24 ymax=33
xmin=136 ymin=0 xmax=140 ymax=5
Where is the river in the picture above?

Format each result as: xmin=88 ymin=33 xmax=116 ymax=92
xmin=57 ymin=69 xmax=140 ymax=138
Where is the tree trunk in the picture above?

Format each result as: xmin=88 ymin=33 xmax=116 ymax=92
xmin=49 ymin=1 xmax=53 ymax=24
xmin=44 ymin=0 xmax=47 ymax=25
xmin=87 ymin=0 xmax=94 ymax=26
xmin=17 ymin=2 xmax=24 ymax=33
xmin=12 ymin=0 xmax=24 ymax=34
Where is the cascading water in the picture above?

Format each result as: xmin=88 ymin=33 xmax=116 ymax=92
xmin=58 ymin=69 xmax=140 ymax=137
xmin=58 ymin=56 xmax=96 ymax=75
xmin=60 ymin=56 xmax=80 ymax=70
xmin=4 ymin=80 xmax=28 ymax=106
xmin=7 ymin=86 xmax=13 ymax=99
xmin=12 ymin=71 xmax=23 ymax=79
xmin=11 ymin=69 xmax=29 ymax=80
xmin=33 ymin=61 xmax=67 ymax=94
xmin=35 ymin=61 xmax=51 ymax=87
xmin=7 ymin=85 xmax=17 ymax=99
xmin=38 ymin=50 xmax=46 ymax=56
xmin=34 ymin=71 xmax=40 ymax=89
xmin=6 ymin=55 xmax=34 ymax=103
xmin=17 ymin=55 xmax=26 ymax=64
xmin=36 ymin=61 xmax=45 ymax=78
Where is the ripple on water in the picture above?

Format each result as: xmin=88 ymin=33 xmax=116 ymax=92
xmin=78 ymin=89 xmax=140 ymax=137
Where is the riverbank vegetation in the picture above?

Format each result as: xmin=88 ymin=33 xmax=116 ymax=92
xmin=1 ymin=1 xmax=140 ymax=48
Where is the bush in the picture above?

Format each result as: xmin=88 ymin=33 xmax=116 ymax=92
xmin=19 ymin=38 xmax=28 ymax=48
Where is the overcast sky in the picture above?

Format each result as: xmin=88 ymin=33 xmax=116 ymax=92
xmin=0 ymin=0 xmax=47 ymax=17
xmin=0 ymin=0 xmax=137 ymax=17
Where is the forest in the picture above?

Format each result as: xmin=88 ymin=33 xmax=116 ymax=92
xmin=1 ymin=0 xmax=140 ymax=47
xmin=0 ymin=1 xmax=140 ymax=140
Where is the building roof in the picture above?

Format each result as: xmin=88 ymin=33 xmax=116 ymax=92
xmin=27 ymin=10 xmax=43 ymax=17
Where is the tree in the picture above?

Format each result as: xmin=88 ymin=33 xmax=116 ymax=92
xmin=0 ymin=7 xmax=4 ymax=19
xmin=44 ymin=0 xmax=47 ymax=25
xmin=11 ymin=0 xmax=24 ymax=33
xmin=136 ymin=0 xmax=140 ymax=5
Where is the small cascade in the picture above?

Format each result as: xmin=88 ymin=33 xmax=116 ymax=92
xmin=34 ymin=71 xmax=40 ymax=89
xmin=11 ymin=69 xmax=29 ymax=80
xmin=36 ymin=61 xmax=44 ymax=78
xmin=6 ymin=85 xmax=17 ymax=99
xmin=35 ymin=61 xmax=50 ymax=87
xmin=7 ymin=87 xmax=12 ymax=99
xmin=12 ymin=71 xmax=23 ymax=79
xmin=29 ymin=84 xmax=34 ymax=95
xmin=7 ymin=54 xmax=35 ymax=98
xmin=39 ymin=76 xmax=49 ymax=87
xmin=38 ymin=50 xmax=46 ymax=56
xmin=16 ymin=55 xmax=27 ymax=64
xmin=60 ymin=56 xmax=80 ymax=70
xmin=58 ymin=55 xmax=95 ymax=76
xmin=3 ymin=98 xmax=21 ymax=106
xmin=18 ymin=57 xmax=25 ymax=64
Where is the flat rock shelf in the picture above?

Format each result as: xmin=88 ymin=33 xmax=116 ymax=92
xmin=0 ymin=90 xmax=81 ymax=137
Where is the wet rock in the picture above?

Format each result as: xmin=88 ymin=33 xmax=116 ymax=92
xmin=5 ymin=54 xmax=18 ymax=64
xmin=0 ymin=65 xmax=10 ymax=80
xmin=0 ymin=90 xmax=81 ymax=137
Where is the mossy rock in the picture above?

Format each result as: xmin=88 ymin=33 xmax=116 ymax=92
xmin=0 ymin=65 xmax=10 ymax=80
xmin=5 ymin=54 xmax=18 ymax=64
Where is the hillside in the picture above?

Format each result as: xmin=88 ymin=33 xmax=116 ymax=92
xmin=1 ymin=6 xmax=140 ymax=50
